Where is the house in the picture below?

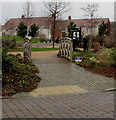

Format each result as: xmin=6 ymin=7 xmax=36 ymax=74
xmin=59 ymin=16 xmax=111 ymax=38
xmin=2 ymin=15 xmax=111 ymax=39
xmin=2 ymin=15 xmax=51 ymax=39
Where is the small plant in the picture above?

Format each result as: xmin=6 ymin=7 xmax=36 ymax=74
xmin=89 ymin=56 xmax=95 ymax=61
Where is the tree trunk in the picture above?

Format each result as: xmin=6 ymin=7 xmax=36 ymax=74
xmin=52 ymin=23 xmax=55 ymax=48
xmin=52 ymin=13 xmax=56 ymax=48
xmin=27 ymin=26 xmax=29 ymax=36
xmin=88 ymin=37 xmax=92 ymax=52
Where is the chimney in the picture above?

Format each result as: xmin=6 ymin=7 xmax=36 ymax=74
xmin=68 ymin=16 xmax=71 ymax=20
xmin=22 ymin=15 xmax=25 ymax=19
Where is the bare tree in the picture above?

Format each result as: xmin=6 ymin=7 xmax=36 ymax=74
xmin=81 ymin=3 xmax=99 ymax=50
xmin=43 ymin=1 xmax=70 ymax=48
xmin=23 ymin=1 xmax=35 ymax=36
xmin=81 ymin=3 xmax=99 ymax=34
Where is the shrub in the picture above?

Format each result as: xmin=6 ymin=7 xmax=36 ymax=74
xmin=95 ymin=35 xmax=105 ymax=46
xmin=107 ymin=48 xmax=116 ymax=64
xmin=93 ymin=42 xmax=101 ymax=52
xmin=95 ymin=35 xmax=115 ymax=48
xmin=104 ymin=36 xmax=115 ymax=48
xmin=2 ymin=38 xmax=17 ymax=49
xmin=2 ymin=49 xmax=17 ymax=72
xmin=2 ymin=53 xmax=41 ymax=96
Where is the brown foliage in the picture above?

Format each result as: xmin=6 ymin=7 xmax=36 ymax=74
xmin=93 ymin=42 xmax=101 ymax=52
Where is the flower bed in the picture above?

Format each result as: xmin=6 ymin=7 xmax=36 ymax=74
xmin=73 ymin=48 xmax=116 ymax=79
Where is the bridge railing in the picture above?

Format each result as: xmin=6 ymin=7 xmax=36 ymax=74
xmin=58 ymin=37 xmax=73 ymax=61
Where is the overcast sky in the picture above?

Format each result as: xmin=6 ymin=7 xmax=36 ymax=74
xmin=1 ymin=1 xmax=115 ymax=25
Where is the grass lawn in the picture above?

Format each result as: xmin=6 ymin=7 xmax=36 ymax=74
xmin=1 ymin=36 xmax=41 ymax=43
xmin=9 ymin=47 xmax=59 ymax=52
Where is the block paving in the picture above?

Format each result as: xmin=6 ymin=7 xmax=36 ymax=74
xmin=2 ymin=91 xmax=115 ymax=119
xmin=32 ymin=51 xmax=114 ymax=92
xmin=2 ymin=51 xmax=115 ymax=119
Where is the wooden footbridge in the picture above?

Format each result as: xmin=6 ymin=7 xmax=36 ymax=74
xmin=58 ymin=37 xmax=73 ymax=61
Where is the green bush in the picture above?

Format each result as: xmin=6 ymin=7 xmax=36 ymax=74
xmin=2 ymin=49 xmax=17 ymax=72
xmin=107 ymin=48 xmax=116 ymax=64
xmin=2 ymin=53 xmax=41 ymax=96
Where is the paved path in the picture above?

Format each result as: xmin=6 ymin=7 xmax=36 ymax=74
xmin=2 ymin=51 xmax=115 ymax=119
xmin=32 ymin=51 xmax=114 ymax=93
xmin=2 ymin=91 xmax=115 ymax=118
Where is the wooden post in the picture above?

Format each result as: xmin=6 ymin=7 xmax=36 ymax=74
xmin=70 ymin=39 xmax=73 ymax=62
xmin=58 ymin=39 xmax=61 ymax=57
xmin=23 ymin=36 xmax=31 ymax=64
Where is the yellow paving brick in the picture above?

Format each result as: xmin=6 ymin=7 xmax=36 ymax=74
xmin=30 ymin=88 xmax=50 ymax=96
xmin=30 ymin=85 xmax=88 ymax=96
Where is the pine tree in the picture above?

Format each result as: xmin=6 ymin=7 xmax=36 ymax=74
xmin=67 ymin=22 xmax=76 ymax=37
xmin=99 ymin=22 xmax=109 ymax=36
xmin=68 ymin=22 xmax=76 ymax=32
xmin=17 ymin=22 xmax=27 ymax=38
xmin=29 ymin=23 xmax=38 ymax=38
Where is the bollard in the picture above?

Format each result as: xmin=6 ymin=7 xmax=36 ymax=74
xmin=23 ymin=36 xmax=31 ymax=64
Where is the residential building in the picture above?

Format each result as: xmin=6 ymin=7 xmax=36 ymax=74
xmin=2 ymin=15 xmax=111 ymax=39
